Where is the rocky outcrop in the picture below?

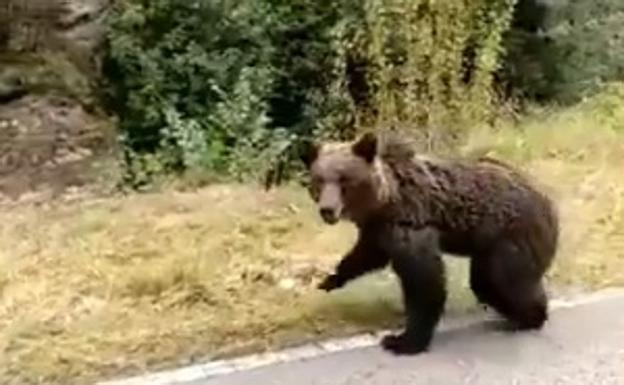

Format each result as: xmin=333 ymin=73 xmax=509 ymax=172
xmin=0 ymin=0 xmax=116 ymax=202
xmin=56 ymin=0 xmax=110 ymax=73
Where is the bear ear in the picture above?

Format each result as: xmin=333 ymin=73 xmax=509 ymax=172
xmin=352 ymin=132 xmax=377 ymax=163
xmin=299 ymin=139 xmax=320 ymax=169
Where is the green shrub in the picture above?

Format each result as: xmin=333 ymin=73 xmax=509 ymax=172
xmin=499 ymin=0 xmax=624 ymax=103
xmin=105 ymin=0 xmax=278 ymax=176
xmin=336 ymin=0 xmax=517 ymax=138
xmin=104 ymin=0 xmax=518 ymax=186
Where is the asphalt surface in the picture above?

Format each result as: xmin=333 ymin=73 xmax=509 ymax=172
xmin=197 ymin=293 xmax=624 ymax=385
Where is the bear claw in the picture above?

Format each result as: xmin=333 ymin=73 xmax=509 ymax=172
xmin=380 ymin=333 xmax=429 ymax=355
xmin=317 ymin=274 xmax=343 ymax=291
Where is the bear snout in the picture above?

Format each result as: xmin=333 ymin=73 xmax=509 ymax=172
xmin=319 ymin=207 xmax=341 ymax=225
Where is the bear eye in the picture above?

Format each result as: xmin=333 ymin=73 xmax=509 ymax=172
xmin=311 ymin=175 xmax=324 ymax=186
xmin=339 ymin=175 xmax=353 ymax=185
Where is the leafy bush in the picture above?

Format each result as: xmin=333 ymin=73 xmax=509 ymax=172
xmin=105 ymin=0 xmax=278 ymax=176
xmin=499 ymin=0 xmax=624 ymax=103
xmin=104 ymin=0 xmax=518 ymax=186
xmin=335 ymin=0 xmax=517 ymax=140
xmin=546 ymin=0 xmax=624 ymax=102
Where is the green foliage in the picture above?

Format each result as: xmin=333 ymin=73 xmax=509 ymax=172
xmin=581 ymin=83 xmax=624 ymax=132
xmin=104 ymin=0 xmax=519 ymax=186
xmin=547 ymin=0 xmax=624 ymax=102
xmin=339 ymin=0 xmax=517 ymax=140
xmin=105 ymin=0 xmax=278 ymax=177
xmin=499 ymin=0 xmax=624 ymax=103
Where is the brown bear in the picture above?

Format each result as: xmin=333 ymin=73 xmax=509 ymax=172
xmin=301 ymin=131 xmax=559 ymax=355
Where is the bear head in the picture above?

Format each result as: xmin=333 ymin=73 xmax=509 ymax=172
xmin=301 ymin=132 xmax=391 ymax=225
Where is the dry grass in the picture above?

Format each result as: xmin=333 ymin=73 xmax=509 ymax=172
xmin=0 ymin=185 xmax=475 ymax=385
xmin=1 ymin=85 xmax=624 ymax=384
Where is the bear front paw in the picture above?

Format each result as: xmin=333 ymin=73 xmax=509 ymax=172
xmin=380 ymin=332 xmax=430 ymax=355
xmin=317 ymin=274 xmax=343 ymax=291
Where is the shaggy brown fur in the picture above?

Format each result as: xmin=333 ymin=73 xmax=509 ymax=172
xmin=302 ymin=131 xmax=559 ymax=355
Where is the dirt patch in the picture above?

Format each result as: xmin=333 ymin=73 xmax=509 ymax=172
xmin=0 ymin=94 xmax=117 ymax=201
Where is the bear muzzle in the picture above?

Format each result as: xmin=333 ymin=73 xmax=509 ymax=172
xmin=317 ymin=184 xmax=343 ymax=225
xmin=319 ymin=206 xmax=341 ymax=225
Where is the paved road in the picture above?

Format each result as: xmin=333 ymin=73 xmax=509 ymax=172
xmin=197 ymin=293 xmax=624 ymax=385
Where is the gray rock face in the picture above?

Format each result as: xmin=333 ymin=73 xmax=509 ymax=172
xmin=0 ymin=0 xmax=115 ymax=202
xmin=1 ymin=0 xmax=110 ymax=72
xmin=56 ymin=0 xmax=111 ymax=73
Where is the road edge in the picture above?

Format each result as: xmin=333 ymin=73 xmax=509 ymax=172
xmin=96 ymin=287 xmax=624 ymax=385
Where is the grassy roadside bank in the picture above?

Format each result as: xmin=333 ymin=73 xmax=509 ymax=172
xmin=1 ymin=86 xmax=624 ymax=384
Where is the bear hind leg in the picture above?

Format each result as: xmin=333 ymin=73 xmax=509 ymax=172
xmin=471 ymin=242 xmax=548 ymax=331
